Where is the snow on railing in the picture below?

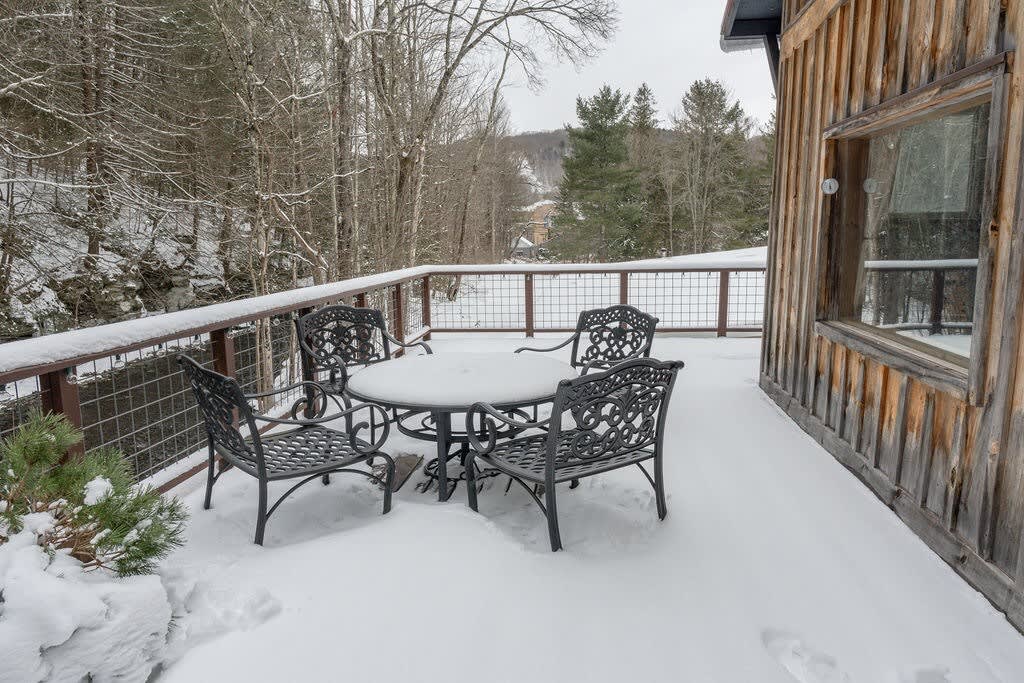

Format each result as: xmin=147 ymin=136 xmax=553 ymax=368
xmin=0 ymin=257 xmax=766 ymax=489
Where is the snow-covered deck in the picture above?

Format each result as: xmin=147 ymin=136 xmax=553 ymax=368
xmin=161 ymin=335 xmax=1024 ymax=682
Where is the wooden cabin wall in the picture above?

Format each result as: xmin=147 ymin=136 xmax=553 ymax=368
xmin=763 ymin=0 xmax=1024 ymax=630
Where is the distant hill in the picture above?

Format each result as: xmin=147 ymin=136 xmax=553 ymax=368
xmin=508 ymin=130 xmax=568 ymax=196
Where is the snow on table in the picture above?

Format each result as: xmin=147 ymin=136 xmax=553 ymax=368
xmin=158 ymin=335 xmax=1024 ymax=683
xmin=346 ymin=351 xmax=577 ymax=409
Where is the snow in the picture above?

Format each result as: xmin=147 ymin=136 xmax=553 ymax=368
xmin=346 ymin=352 xmax=577 ymax=408
xmin=0 ymin=514 xmax=278 ymax=682
xmin=0 ymin=519 xmax=171 ymax=682
xmin=897 ymin=330 xmax=974 ymax=357
xmin=83 ymin=476 xmax=114 ymax=505
xmin=632 ymin=245 xmax=768 ymax=269
xmin=520 ymin=199 xmax=557 ymax=212
xmin=0 ymin=249 xmax=765 ymax=380
xmin=154 ymin=335 xmax=1024 ymax=682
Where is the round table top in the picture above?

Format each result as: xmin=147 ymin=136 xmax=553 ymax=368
xmin=345 ymin=352 xmax=577 ymax=411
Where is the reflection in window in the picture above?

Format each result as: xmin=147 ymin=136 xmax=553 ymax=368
xmin=855 ymin=104 xmax=989 ymax=359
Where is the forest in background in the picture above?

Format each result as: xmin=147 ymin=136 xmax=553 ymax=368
xmin=551 ymin=80 xmax=774 ymax=262
xmin=0 ymin=0 xmax=614 ymax=338
xmin=0 ymin=1 xmax=774 ymax=341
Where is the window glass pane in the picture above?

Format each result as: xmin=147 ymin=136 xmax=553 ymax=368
xmin=855 ymin=103 xmax=989 ymax=360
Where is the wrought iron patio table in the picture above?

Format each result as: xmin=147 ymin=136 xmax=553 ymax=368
xmin=345 ymin=352 xmax=577 ymax=501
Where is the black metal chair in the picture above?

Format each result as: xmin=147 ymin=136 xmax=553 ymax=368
xmin=466 ymin=357 xmax=683 ymax=551
xmin=178 ymin=354 xmax=395 ymax=545
xmin=515 ymin=304 xmax=658 ymax=374
xmin=294 ymin=304 xmax=431 ymax=396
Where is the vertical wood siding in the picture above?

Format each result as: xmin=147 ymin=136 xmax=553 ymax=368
xmin=765 ymin=0 xmax=1024 ymax=630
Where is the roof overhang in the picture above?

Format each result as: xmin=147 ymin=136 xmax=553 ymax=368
xmin=720 ymin=0 xmax=782 ymax=50
xmin=720 ymin=0 xmax=783 ymax=91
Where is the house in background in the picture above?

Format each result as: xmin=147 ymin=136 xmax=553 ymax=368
xmin=510 ymin=235 xmax=538 ymax=259
xmin=724 ymin=0 xmax=1024 ymax=631
xmin=522 ymin=199 xmax=556 ymax=246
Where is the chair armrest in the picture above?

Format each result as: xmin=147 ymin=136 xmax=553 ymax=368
xmin=579 ymin=359 xmax=610 ymax=376
xmin=513 ymin=335 xmax=575 ymax=355
xmin=383 ymin=331 xmax=432 ymax=355
xmin=466 ymin=402 xmax=552 ymax=456
xmin=251 ymin=401 xmax=390 ymax=455
xmin=245 ymin=380 xmax=349 ymax=419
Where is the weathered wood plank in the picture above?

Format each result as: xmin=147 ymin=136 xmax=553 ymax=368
xmin=943 ymin=403 xmax=969 ymax=530
xmin=881 ymin=0 xmax=912 ymax=100
xmin=787 ymin=39 xmax=818 ymax=396
xmin=864 ymin=0 xmax=889 ymax=108
xmin=848 ymin=354 xmax=867 ymax=449
xmin=878 ymin=370 xmax=909 ymax=481
xmin=849 ymin=0 xmax=872 ymax=114
xmin=830 ymin=344 xmax=848 ymax=434
xmin=795 ymin=24 xmax=832 ymax=407
xmin=965 ymin=0 xmax=1001 ymax=63
xmin=906 ymin=0 xmax=936 ymax=90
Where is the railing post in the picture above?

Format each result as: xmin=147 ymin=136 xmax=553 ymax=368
xmin=620 ymin=271 xmax=629 ymax=305
xmin=40 ymin=367 xmax=84 ymax=459
xmin=210 ymin=327 xmax=236 ymax=378
xmin=421 ymin=275 xmax=432 ymax=341
xmin=210 ymin=328 xmax=242 ymax=434
xmin=392 ymin=283 xmax=405 ymax=354
xmin=930 ymin=269 xmax=946 ymax=335
xmin=717 ymin=270 xmax=730 ymax=338
xmin=524 ymin=273 xmax=535 ymax=337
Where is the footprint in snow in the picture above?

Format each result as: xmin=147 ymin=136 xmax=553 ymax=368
xmin=898 ymin=669 xmax=950 ymax=683
xmin=761 ymin=629 xmax=852 ymax=683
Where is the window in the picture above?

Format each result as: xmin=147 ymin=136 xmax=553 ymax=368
xmin=817 ymin=57 xmax=1007 ymax=402
xmin=856 ymin=104 xmax=989 ymax=360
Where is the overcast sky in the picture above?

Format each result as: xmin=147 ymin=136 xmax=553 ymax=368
xmin=503 ymin=0 xmax=776 ymax=134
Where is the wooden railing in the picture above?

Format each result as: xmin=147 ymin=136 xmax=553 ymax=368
xmin=0 ymin=261 xmax=765 ymax=489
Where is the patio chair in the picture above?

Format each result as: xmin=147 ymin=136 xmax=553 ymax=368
xmin=465 ymin=357 xmax=683 ymax=551
xmin=515 ymin=304 xmax=658 ymax=374
xmin=294 ymin=304 xmax=431 ymax=396
xmin=178 ymin=354 xmax=395 ymax=545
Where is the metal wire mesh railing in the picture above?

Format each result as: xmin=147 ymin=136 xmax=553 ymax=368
xmin=535 ymin=273 xmax=619 ymax=329
xmin=0 ymin=264 xmax=765 ymax=488
xmin=76 ymin=336 xmax=212 ymax=480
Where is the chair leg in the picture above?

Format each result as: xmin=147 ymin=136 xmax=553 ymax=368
xmin=376 ymin=454 xmax=394 ymax=514
xmin=654 ymin=454 xmax=667 ymax=520
xmin=465 ymin=453 xmax=479 ymax=512
xmin=545 ymin=483 xmax=562 ymax=551
xmin=203 ymin=446 xmax=216 ymax=510
xmin=254 ymin=479 xmax=268 ymax=545
xmin=322 ymin=473 xmax=331 ymax=485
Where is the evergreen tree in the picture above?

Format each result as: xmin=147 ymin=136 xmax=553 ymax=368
xmin=627 ymin=83 xmax=667 ymax=254
xmin=553 ymin=86 xmax=646 ymax=261
xmin=673 ymin=78 xmax=753 ymax=252
xmin=629 ymin=83 xmax=659 ymax=132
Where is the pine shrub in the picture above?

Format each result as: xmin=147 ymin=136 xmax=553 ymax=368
xmin=0 ymin=412 xmax=187 ymax=576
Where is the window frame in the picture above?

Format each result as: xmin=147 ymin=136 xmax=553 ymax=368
xmin=814 ymin=54 xmax=1010 ymax=405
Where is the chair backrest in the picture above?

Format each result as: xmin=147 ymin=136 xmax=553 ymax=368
xmin=178 ymin=354 xmax=262 ymax=468
xmin=548 ymin=358 xmax=682 ymax=469
xmin=570 ymin=304 xmax=659 ymax=369
xmin=295 ymin=305 xmax=392 ymax=380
